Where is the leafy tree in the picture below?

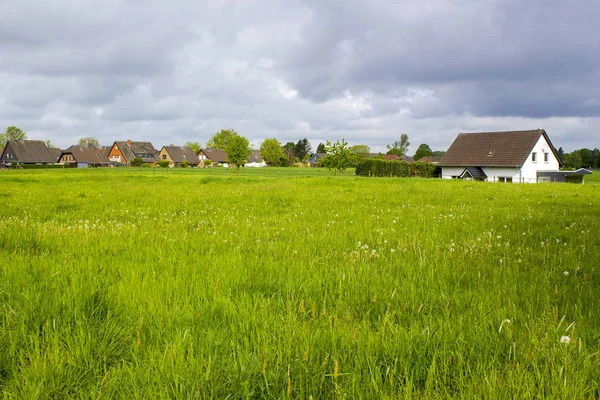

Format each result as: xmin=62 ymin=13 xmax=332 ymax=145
xmin=386 ymin=134 xmax=410 ymax=156
xmin=557 ymin=147 xmax=565 ymax=162
xmin=282 ymin=142 xmax=297 ymax=166
xmin=432 ymin=150 xmax=446 ymax=157
xmin=260 ymin=138 xmax=284 ymax=166
xmin=349 ymin=144 xmax=371 ymax=167
xmin=413 ymin=143 xmax=433 ymax=161
xmin=578 ymin=148 xmax=594 ymax=168
xmin=324 ymin=139 xmax=352 ymax=175
xmin=131 ymin=156 xmax=143 ymax=165
xmin=185 ymin=141 xmax=201 ymax=154
xmin=207 ymin=128 xmax=238 ymax=149
xmin=78 ymin=136 xmax=100 ymax=147
xmin=1 ymin=126 xmax=28 ymax=151
xmin=225 ymin=135 xmax=251 ymax=170
xmin=562 ymin=152 xmax=582 ymax=169
xmin=295 ymin=138 xmax=312 ymax=160
xmin=44 ymin=140 xmax=55 ymax=148
xmin=316 ymin=142 xmax=326 ymax=153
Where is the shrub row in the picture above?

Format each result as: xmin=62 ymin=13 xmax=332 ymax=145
xmin=355 ymin=159 xmax=439 ymax=178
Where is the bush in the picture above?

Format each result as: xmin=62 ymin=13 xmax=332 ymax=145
xmin=180 ymin=160 xmax=191 ymax=168
xmin=131 ymin=157 xmax=143 ymax=166
xmin=355 ymin=159 xmax=438 ymax=178
xmin=157 ymin=160 xmax=170 ymax=168
xmin=141 ymin=163 xmax=152 ymax=168
xmin=204 ymin=160 xmax=212 ymax=167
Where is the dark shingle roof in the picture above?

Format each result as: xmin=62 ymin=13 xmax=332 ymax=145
xmin=439 ymin=129 xmax=558 ymax=167
xmin=201 ymin=148 xmax=228 ymax=163
xmin=114 ymin=141 xmax=158 ymax=162
xmin=48 ymin=148 xmax=63 ymax=162
xmin=461 ymin=167 xmax=487 ymax=179
xmin=1 ymin=140 xmax=55 ymax=163
xmin=162 ymin=146 xmax=199 ymax=164
xmin=62 ymin=145 xmax=110 ymax=164
xmin=247 ymin=150 xmax=262 ymax=163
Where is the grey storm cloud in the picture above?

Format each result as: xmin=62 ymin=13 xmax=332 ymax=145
xmin=0 ymin=0 xmax=599 ymax=152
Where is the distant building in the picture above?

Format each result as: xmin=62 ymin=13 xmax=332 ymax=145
xmin=59 ymin=145 xmax=111 ymax=167
xmin=439 ymin=129 xmax=561 ymax=183
xmin=0 ymin=140 xmax=56 ymax=165
xmin=108 ymin=140 xmax=159 ymax=164
xmin=158 ymin=145 xmax=200 ymax=167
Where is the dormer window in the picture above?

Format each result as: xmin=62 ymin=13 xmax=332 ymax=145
xmin=488 ymin=149 xmax=495 ymax=156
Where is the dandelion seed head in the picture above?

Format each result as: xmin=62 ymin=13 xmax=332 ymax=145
xmin=560 ymin=336 xmax=571 ymax=344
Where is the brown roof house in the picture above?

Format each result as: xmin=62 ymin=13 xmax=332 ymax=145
xmin=198 ymin=148 xmax=229 ymax=167
xmin=158 ymin=145 xmax=199 ymax=167
xmin=439 ymin=129 xmax=561 ymax=183
xmin=107 ymin=140 xmax=159 ymax=164
xmin=1 ymin=140 xmax=56 ymax=165
xmin=59 ymin=145 xmax=111 ymax=167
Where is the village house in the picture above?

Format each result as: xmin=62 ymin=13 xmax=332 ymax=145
xmin=439 ymin=129 xmax=561 ymax=183
xmin=158 ymin=145 xmax=200 ymax=167
xmin=245 ymin=150 xmax=266 ymax=167
xmin=0 ymin=139 xmax=56 ymax=165
xmin=59 ymin=145 xmax=111 ymax=168
xmin=198 ymin=148 xmax=229 ymax=167
xmin=107 ymin=140 xmax=159 ymax=164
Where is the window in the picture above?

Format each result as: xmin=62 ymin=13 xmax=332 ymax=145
xmin=544 ymin=152 xmax=549 ymax=163
xmin=162 ymin=154 xmax=167 ymax=160
xmin=497 ymin=177 xmax=513 ymax=183
xmin=532 ymin=152 xmax=537 ymax=162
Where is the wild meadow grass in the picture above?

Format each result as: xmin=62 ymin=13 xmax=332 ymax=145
xmin=0 ymin=168 xmax=599 ymax=398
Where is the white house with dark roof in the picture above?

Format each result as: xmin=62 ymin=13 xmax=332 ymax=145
xmin=439 ymin=129 xmax=561 ymax=183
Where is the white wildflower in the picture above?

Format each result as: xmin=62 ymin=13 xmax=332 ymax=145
xmin=560 ymin=336 xmax=571 ymax=344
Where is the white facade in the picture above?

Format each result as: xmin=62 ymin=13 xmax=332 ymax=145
xmin=441 ymin=134 xmax=560 ymax=183
xmin=244 ymin=160 xmax=266 ymax=168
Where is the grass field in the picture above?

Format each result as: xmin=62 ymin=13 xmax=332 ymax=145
xmin=1 ymin=169 xmax=599 ymax=398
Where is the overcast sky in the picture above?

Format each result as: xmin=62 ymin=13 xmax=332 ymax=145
xmin=1 ymin=0 xmax=599 ymax=153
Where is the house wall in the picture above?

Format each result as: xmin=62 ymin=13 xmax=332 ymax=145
xmin=59 ymin=154 xmax=74 ymax=163
xmin=441 ymin=167 xmax=467 ymax=179
xmin=1 ymin=142 xmax=16 ymax=163
xmin=520 ymin=135 xmax=560 ymax=182
xmin=108 ymin=144 xmax=125 ymax=163
xmin=158 ymin=148 xmax=174 ymax=165
xmin=245 ymin=161 xmax=266 ymax=168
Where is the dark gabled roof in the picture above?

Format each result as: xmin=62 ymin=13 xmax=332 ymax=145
xmin=1 ymin=140 xmax=55 ymax=163
xmin=419 ymin=156 xmax=442 ymax=163
xmin=460 ymin=167 xmax=487 ymax=179
xmin=439 ymin=129 xmax=559 ymax=167
xmin=62 ymin=145 xmax=110 ymax=164
xmin=200 ymin=148 xmax=228 ymax=163
xmin=114 ymin=141 xmax=158 ymax=162
xmin=48 ymin=148 xmax=63 ymax=163
xmin=383 ymin=154 xmax=414 ymax=162
xmin=247 ymin=150 xmax=262 ymax=163
xmin=162 ymin=146 xmax=199 ymax=164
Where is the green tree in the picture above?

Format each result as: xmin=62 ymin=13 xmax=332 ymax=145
xmin=324 ymin=139 xmax=352 ymax=175
xmin=295 ymin=138 xmax=312 ymax=160
xmin=207 ymin=128 xmax=238 ymax=149
xmin=557 ymin=147 xmax=565 ymax=162
xmin=578 ymin=148 xmax=594 ymax=168
xmin=562 ymin=152 xmax=582 ymax=169
xmin=316 ymin=143 xmax=326 ymax=153
xmin=78 ymin=136 xmax=100 ymax=147
xmin=349 ymin=144 xmax=371 ymax=167
xmin=386 ymin=134 xmax=410 ymax=156
xmin=282 ymin=142 xmax=297 ymax=166
xmin=1 ymin=126 xmax=28 ymax=151
xmin=185 ymin=142 xmax=201 ymax=154
xmin=225 ymin=135 xmax=251 ymax=170
xmin=44 ymin=140 xmax=55 ymax=148
xmin=432 ymin=150 xmax=446 ymax=158
xmin=131 ymin=156 xmax=143 ymax=165
xmin=413 ymin=143 xmax=433 ymax=161
xmin=260 ymin=138 xmax=284 ymax=166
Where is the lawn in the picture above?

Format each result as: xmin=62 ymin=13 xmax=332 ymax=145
xmin=0 ymin=169 xmax=599 ymax=398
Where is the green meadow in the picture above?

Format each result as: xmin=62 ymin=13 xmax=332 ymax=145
xmin=1 ymin=169 xmax=599 ymax=398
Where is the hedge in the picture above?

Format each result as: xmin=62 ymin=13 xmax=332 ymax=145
xmin=355 ymin=159 xmax=439 ymax=178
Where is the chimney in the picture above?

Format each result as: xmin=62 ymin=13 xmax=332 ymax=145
xmin=127 ymin=139 xmax=132 ymax=146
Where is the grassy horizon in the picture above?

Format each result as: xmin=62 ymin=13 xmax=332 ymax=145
xmin=0 ymin=170 xmax=598 ymax=398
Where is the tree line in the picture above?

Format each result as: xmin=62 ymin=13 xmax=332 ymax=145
xmin=557 ymin=147 xmax=600 ymax=169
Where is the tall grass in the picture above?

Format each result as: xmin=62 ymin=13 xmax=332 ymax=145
xmin=0 ymin=169 xmax=598 ymax=397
